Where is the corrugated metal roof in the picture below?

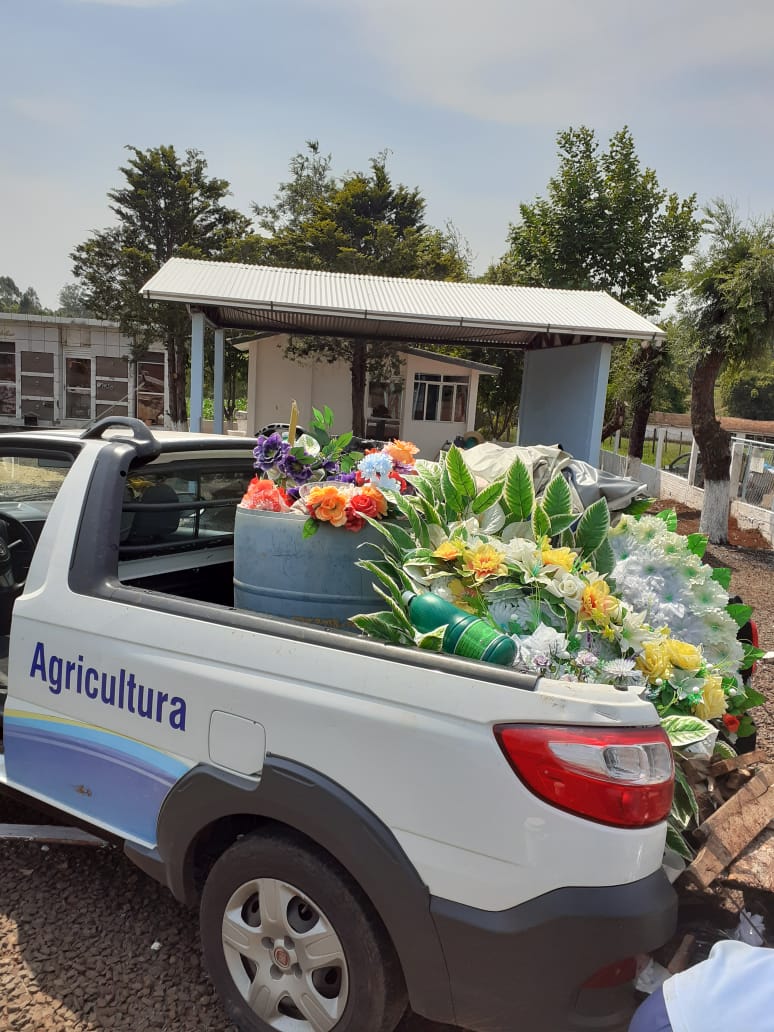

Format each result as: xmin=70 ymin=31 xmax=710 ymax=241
xmin=141 ymin=257 xmax=665 ymax=346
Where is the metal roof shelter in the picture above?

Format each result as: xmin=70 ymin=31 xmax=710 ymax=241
xmin=141 ymin=257 xmax=665 ymax=460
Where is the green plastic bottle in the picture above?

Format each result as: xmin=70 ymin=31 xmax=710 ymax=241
xmin=403 ymin=592 xmax=516 ymax=666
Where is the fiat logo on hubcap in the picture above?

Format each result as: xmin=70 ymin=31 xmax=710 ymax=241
xmin=273 ymin=946 xmax=291 ymax=969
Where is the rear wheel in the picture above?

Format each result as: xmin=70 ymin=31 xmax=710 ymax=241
xmin=200 ymin=831 xmax=407 ymax=1032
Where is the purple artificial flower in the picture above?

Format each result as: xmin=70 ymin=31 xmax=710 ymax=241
xmin=253 ymin=433 xmax=289 ymax=473
xmin=335 ymin=471 xmax=357 ymax=484
xmin=276 ymin=451 xmax=315 ymax=484
xmin=321 ymin=459 xmax=340 ymax=476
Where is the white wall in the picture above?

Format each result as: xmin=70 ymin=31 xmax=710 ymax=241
xmin=518 ymin=340 xmax=612 ymax=464
xmin=246 ymin=336 xmax=483 ymax=462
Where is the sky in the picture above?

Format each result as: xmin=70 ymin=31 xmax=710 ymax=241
xmin=2 ymin=0 xmax=774 ymax=310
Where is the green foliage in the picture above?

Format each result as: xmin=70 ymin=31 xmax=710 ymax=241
xmin=726 ymin=602 xmax=753 ymax=628
xmin=492 ymin=126 xmax=700 ymax=317
xmin=503 ymin=457 xmax=535 ymax=522
xmin=721 ymin=369 xmax=774 ymax=420
xmin=71 ymin=145 xmax=253 ymax=426
xmin=0 ymin=276 xmax=48 ymax=315
xmin=711 ymin=567 xmax=732 ymax=591
xmin=661 ymin=714 xmax=715 ymax=748
xmin=573 ymin=499 xmax=610 ymax=558
xmin=252 ymin=142 xmax=470 ymax=435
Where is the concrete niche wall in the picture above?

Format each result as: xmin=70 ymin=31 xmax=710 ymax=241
xmin=517 ymin=339 xmax=612 ymax=464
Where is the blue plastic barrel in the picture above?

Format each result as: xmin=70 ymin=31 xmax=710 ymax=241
xmin=233 ymin=506 xmax=384 ymax=626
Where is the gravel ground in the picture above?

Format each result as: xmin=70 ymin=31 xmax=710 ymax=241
xmin=0 ymin=504 xmax=769 ymax=1032
xmin=0 ymin=827 xmax=457 ymax=1032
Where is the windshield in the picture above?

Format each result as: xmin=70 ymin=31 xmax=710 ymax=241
xmin=0 ymin=455 xmax=72 ymax=505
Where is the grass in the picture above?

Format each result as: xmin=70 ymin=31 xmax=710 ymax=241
xmin=602 ymin=436 xmax=690 ymax=468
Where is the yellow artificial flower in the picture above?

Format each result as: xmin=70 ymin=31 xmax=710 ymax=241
xmin=448 ymin=577 xmax=477 ymax=613
xmin=462 ymin=543 xmax=508 ymax=582
xmin=694 ymin=675 xmax=728 ymax=721
xmin=579 ymin=579 xmax=619 ymax=625
xmin=541 ymin=546 xmax=577 ymax=572
xmin=664 ymin=638 xmax=703 ymax=674
xmin=433 ymin=539 xmax=465 ymax=562
xmin=636 ymin=641 xmax=673 ymax=684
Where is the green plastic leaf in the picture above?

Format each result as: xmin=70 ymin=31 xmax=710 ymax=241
xmin=711 ymin=567 xmax=732 ymax=591
xmin=592 ymin=537 xmax=616 ymax=577
xmin=323 ymin=404 xmax=334 ymax=427
xmin=415 ymin=627 xmax=447 ymax=651
xmin=302 ymin=517 xmax=319 ymax=539
xmin=686 ymin=533 xmax=708 ymax=559
xmin=445 ymin=445 xmax=477 ymax=502
xmin=656 ymin=508 xmax=678 ymax=532
xmin=727 ymin=603 xmax=753 ymax=628
xmin=471 ymin=481 xmax=504 ymax=515
xmin=665 ymin=824 xmax=694 ymax=860
xmin=742 ymin=644 xmax=766 ymax=669
xmin=531 ymin=503 xmax=550 ymax=541
xmin=440 ymin=465 xmax=463 ymax=518
xmin=542 ymin=475 xmax=573 ymax=520
xmin=712 ymin=740 xmax=737 ymax=760
xmin=349 ymin=611 xmax=409 ymax=644
xmin=624 ymin=497 xmax=655 ymax=518
xmin=365 ymin=518 xmax=417 ymax=556
xmin=673 ymin=765 xmax=699 ymax=826
xmin=574 ymin=499 xmax=611 ymax=557
xmin=661 ymin=714 xmax=716 ymax=748
xmin=503 ymin=458 xmax=534 ymax=522
xmin=548 ymin=513 xmax=577 ymax=537
xmin=358 ymin=560 xmax=406 ymax=609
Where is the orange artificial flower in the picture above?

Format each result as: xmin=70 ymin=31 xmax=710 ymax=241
xmin=305 ymin=485 xmax=349 ymax=527
xmin=384 ymin=439 xmax=419 ymax=466
xmin=359 ymin=485 xmax=388 ymax=517
xmin=462 ymin=543 xmax=508 ymax=582
xmin=433 ymin=539 xmax=465 ymax=562
xmin=579 ymin=579 xmax=619 ymax=625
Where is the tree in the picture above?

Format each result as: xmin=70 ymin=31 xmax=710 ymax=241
xmin=71 ymin=145 xmax=252 ymax=427
xmin=0 ymin=276 xmax=46 ymax=314
xmin=57 ymin=283 xmax=94 ymax=319
xmin=253 ymin=143 xmax=470 ymax=434
xmin=491 ymin=127 xmax=701 ymax=462
xmin=677 ymin=200 xmax=774 ymax=542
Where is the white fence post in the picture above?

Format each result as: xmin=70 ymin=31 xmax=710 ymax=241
xmin=614 ymin=430 xmax=621 ymax=454
xmin=729 ymin=436 xmax=745 ymax=500
xmin=654 ymin=427 xmax=666 ymax=470
xmin=687 ymin=439 xmax=700 ymax=487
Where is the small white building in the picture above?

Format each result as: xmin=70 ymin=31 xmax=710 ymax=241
xmin=241 ymin=335 xmax=498 ymax=458
xmin=0 ymin=313 xmax=168 ymax=429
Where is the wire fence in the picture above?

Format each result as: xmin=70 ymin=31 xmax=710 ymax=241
xmin=734 ymin=438 xmax=774 ymax=507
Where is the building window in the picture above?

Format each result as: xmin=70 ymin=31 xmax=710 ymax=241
xmin=412 ymin=373 xmax=469 ymax=422
xmin=0 ymin=342 xmax=16 ymax=416
xmin=136 ymin=355 xmax=166 ymax=426
xmin=366 ymin=380 xmax=402 ymax=440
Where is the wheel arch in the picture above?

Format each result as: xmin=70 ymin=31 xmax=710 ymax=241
xmin=137 ymin=757 xmax=456 ymax=1025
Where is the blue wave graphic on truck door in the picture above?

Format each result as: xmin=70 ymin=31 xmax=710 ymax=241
xmin=3 ymin=711 xmax=193 ymax=846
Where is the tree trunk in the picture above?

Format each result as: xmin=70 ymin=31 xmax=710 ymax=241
xmin=350 ymin=343 xmax=367 ymax=437
xmin=601 ymin=399 xmax=626 ymax=442
xmin=166 ymin=338 xmax=188 ymax=430
xmin=691 ymin=349 xmax=730 ymax=544
xmin=627 ymin=347 xmax=662 ymax=459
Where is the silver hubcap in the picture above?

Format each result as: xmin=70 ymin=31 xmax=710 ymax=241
xmin=222 ymin=877 xmax=349 ymax=1032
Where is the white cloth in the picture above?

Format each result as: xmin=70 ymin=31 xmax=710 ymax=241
xmin=663 ymin=940 xmax=774 ymax=1032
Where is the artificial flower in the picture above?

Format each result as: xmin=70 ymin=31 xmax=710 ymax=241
xmin=722 ymin=713 xmax=741 ymax=734
xmin=636 ymin=641 xmax=673 ymax=684
xmin=360 ymin=485 xmax=389 ymax=517
xmin=541 ymin=546 xmax=576 ymax=572
xmin=349 ymin=493 xmax=380 ymax=519
xmin=664 ymin=638 xmax=703 ymax=673
xmin=433 ymin=539 xmax=465 ymax=562
xmin=384 ymin=439 xmax=419 ymax=466
xmin=463 ymin=544 xmax=509 ymax=582
xmin=305 ymin=485 xmax=349 ymax=527
xmin=694 ymin=675 xmax=728 ymax=721
xmin=579 ymin=579 xmax=619 ymax=625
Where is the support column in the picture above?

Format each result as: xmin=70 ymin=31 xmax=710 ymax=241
xmin=518 ymin=339 xmax=612 ymax=464
xmin=190 ymin=310 xmax=205 ymax=433
xmin=654 ymin=427 xmax=666 ymax=470
xmin=687 ymin=438 xmax=700 ymax=487
xmin=213 ymin=328 xmax=225 ymax=434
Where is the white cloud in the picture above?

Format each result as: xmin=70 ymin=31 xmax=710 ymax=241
xmin=298 ymin=0 xmax=774 ymax=127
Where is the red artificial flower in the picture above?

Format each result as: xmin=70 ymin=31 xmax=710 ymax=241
xmin=349 ymin=492 xmax=379 ymax=519
xmin=343 ymin=507 xmax=365 ymax=532
xmin=722 ymin=713 xmax=741 ymax=734
xmin=388 ymin=470 xmax=407 ymax=493
xmin=354 ymin=470 xmax=366 ymax=487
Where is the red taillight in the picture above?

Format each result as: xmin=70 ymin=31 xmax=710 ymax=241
xmin=495 ymin=724 xmax=674 ymax=828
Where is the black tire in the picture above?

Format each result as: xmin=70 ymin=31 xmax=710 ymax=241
xmin=200 ymin=830 xmax=407 ymax=1032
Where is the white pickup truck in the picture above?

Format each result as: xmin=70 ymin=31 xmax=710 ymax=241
xmin=0 ymin=418 xmax=676 ymax=1032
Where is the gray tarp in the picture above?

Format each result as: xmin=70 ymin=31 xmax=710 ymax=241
xmin=460 ymin=441 xmax=648 ymax=513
